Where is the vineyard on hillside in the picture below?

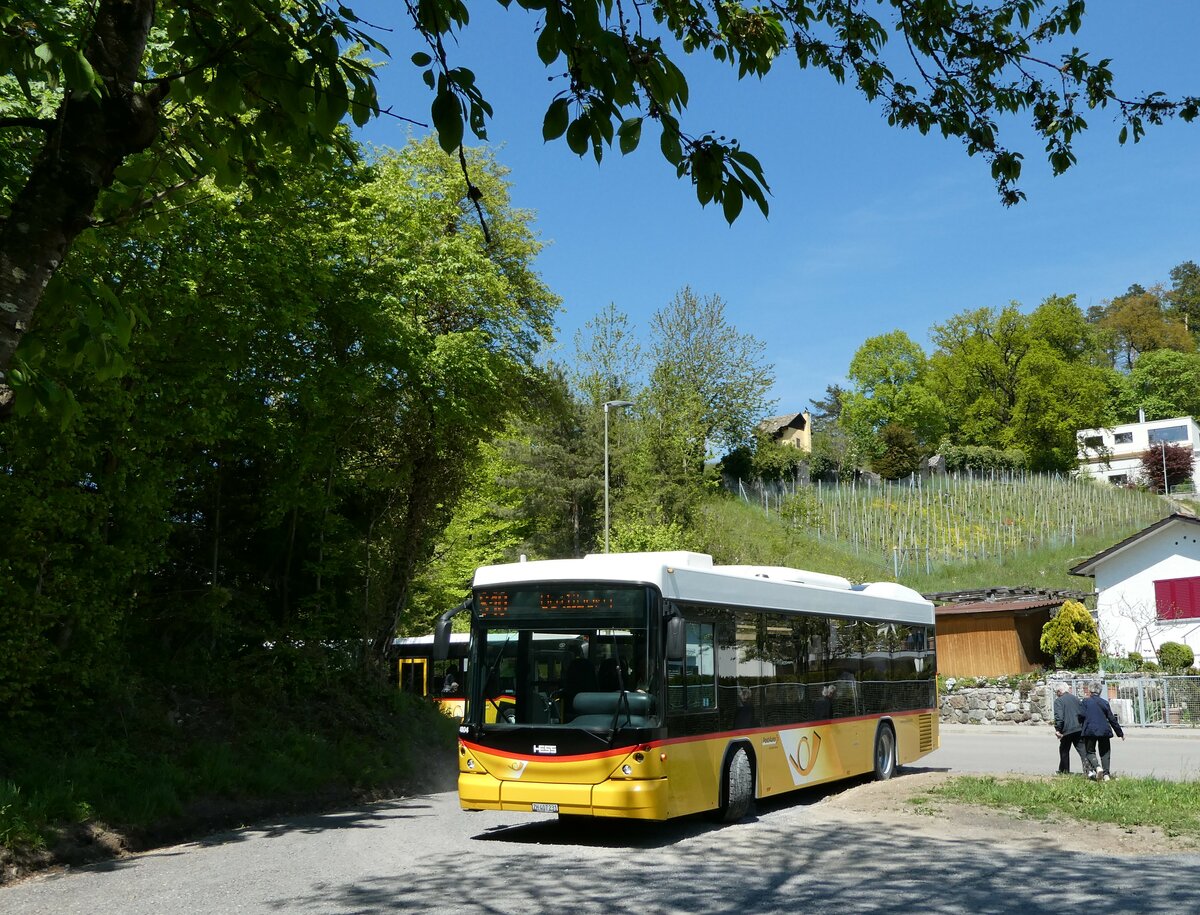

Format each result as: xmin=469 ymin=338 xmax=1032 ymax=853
xmin=733 ymin=474 xmax=1170 ymax=576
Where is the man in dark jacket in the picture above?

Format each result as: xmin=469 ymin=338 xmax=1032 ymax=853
xmin=1080 ymin=681 xmax=1125 ymax=780
xmin=1052 ymin=682 xmax=1088 ymax=775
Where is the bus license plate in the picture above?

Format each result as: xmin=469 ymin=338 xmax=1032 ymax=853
xmin=531 ymin=803 xmax=559 ymax=813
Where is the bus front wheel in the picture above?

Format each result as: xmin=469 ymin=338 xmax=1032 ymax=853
xmin=873 ymin=723 xmax=897 ymax=781
xmin=717 ymin=746 xmax=754 ymax=822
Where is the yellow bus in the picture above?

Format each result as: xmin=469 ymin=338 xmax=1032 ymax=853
xmin=395 ymin=631 xmax=469 ymax=718
xmin=434 ymin=551 xmax=938 ymax=822
xmin=394 ymin=630 xmax=521 ymax=724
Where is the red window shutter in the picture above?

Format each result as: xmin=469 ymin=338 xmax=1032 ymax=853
xmin=1154 ymin=577 xmax=1200 ymax=620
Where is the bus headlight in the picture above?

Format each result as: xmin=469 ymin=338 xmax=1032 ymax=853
xmin=622 ymin=764 xmax=633 ymax=776
xmin=466 ymin=758 xmax=476 ymax=770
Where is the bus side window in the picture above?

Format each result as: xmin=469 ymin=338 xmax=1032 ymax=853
xmin=668 ymin=620 xmax=715 ymax=712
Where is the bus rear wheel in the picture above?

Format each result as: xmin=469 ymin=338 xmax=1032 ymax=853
xmin=717 ymin=746 xmax=753 ymax=822
xmin=873 ymin=723 xmax=897 ymax=780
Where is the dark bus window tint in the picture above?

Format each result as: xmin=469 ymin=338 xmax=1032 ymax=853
xmin=668 ymin=620 xmax=716 ymax=712
xmin=762 ymin=613 xmax=803 ymax=726
xmin=715 ymin=610 xmax=754 ymax=730
xmin=827 ymin=618 xmax=865 ymax=717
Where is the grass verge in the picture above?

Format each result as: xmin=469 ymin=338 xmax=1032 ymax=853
xmin=919 ymin=775 xmax=1200 ymax=838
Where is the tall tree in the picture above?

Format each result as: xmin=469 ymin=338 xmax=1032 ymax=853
xmin=572 ymin=303 xmax=642 ymax=408
xmin=405 ymin=441 xmax=528 ymax=634
xmin=1116 ymin=349 xmax=1200 ymax=422
xmin=1167 ymin=261 xmax=1200 ymax=340
xmin=1092 ymin=287 xmax=1194 ymax=370
xmin=0 ymin=1 xmax=385 ymax=415
xmin=841 ymin=330 xmax=946 ymax=459
xmin=927 ymin=298 xmax=1114 ymax=470
xmin=647 ymin=287 xmax=774 ymax=459
xmin=626 ymin=287 xmax=773 ymax=524
xmin=5 ymin=2 xmax=1199 ymax=413
xmin=499 ymin=367 xmax=605 ymax=559
xmin=806 ymin=384 xmax=857 ymax=480
xmin=0 ymin=137 xmax=558 ymax=710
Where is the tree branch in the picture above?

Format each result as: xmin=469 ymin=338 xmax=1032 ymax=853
xmin=0 ymin=116 xmax=55 ymax=130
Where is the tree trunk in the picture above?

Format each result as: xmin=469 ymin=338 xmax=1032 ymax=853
xmin=0 ymin=0 xmax=162 ymax=416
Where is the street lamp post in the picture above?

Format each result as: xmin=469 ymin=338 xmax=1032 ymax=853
xmin=603 ymin=399 xmax=634 ymax=553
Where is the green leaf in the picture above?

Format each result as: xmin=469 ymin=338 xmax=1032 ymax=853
xmin=536 ymin=24 xmax=560 ymax=65
xmin=721 ymin=186 xmax=744 ymax=223
xmin=60 ymin=49 xmax=96 ymax=94
xmin=411 ymin=52 xmax=433 ymax=67
xmin=542 ymin=98 xmax=569 ymax=141
xmin=617 ymin=117 xmax=642 ymax=155
xmin=565 ymin=117 xmax=589 ymax=156
xmin=660 ymin=128 xmax=683 ymax=165
xmin=432 ymin=89 xmax=464 ymax=153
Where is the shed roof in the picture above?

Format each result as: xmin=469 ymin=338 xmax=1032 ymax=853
xmin=934 ymin=598 xmax=1061 ymax=618
xmin=1069 ymin=512 xmax=1200 ymax=577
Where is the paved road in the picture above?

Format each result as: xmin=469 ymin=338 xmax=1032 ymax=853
xmin=5 ymin=726 xmax=1200 ymax=914
xmin=927 ymin=723 xmax=1200 ymax=780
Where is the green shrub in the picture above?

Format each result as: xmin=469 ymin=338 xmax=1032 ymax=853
xmin=1040 ymin=600 xmax=1100 ymax=670
xmin=1157 ymin=642 xmax=1195 ymax=672
xmin=871 ymin=424 xmax=923 ymax=481
xmin=1127 ymin=651 xmax=1143 ymax=665
xmin=1144 ymin=661 xmax=1161 ymax=673
xmin=939 ymin=444 xmax=1028 ymax=474
xmin=1100 ymin=655 xmax=1140 ymax=674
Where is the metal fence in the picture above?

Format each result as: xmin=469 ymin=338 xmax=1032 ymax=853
xmin=1062 ymin=676 xmax=1200 ymax=728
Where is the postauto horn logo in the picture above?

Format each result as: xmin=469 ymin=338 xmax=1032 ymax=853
xmin=785 ymin=730 xmax=822 ymax=780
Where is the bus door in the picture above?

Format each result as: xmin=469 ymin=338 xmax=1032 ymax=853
xmin=398 ymin=657 xmax=429 ymax=696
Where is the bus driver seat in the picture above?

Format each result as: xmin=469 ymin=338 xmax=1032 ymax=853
xmin=561 ymin=655 xmax=597 ymax=721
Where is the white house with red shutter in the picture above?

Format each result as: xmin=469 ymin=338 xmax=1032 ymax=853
xmin=1070 ymin=513 xmax=1200 ymax=662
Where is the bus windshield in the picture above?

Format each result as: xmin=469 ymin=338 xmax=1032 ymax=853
xmin=467 ymin=585 xmax=659 ymax=729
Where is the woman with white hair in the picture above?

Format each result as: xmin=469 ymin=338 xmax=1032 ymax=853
xmin=1079 ymin=681 xmax=1125 ymax=780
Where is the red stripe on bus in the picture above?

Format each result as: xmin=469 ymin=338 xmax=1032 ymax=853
xmin=460 ymin=739 xmax=640 ymax=763
xmin=460 ymin=707 xmax=934 ymax=762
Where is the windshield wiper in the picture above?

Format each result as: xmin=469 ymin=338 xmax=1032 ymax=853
xmin=607 ymin=690 xmax=634 ymax=746
xmin=482 ymin=634 xmax=511 ymax=720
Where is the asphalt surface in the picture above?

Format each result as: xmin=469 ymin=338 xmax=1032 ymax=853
xmin=4 ymin=725 xmax=1200 ymax=914
xmin=929 ymin=722 xmax=1200 ymax=780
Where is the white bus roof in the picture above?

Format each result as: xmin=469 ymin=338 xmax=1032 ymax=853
xmin=472 ymin=551 xmax=934 ymax=626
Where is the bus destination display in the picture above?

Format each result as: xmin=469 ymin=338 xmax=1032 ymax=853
xmin=475 ymin=587 xmax=644 ymax=621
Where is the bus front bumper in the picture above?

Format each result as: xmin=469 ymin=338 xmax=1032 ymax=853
xmin=459 ymin=772 xmax=670 ymax=820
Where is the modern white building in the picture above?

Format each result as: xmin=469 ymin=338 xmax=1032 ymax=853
xmin=1070 ymin=513 xmax=1200 ymax=662
xmin=1076 ymin=415 xmax=1200 ymax=487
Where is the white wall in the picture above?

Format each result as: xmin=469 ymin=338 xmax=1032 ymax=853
xmin=1077 ymin=416 xmax=1200 ymax=487
xmin=1089 ymin=526 xmax=1200 ymax=660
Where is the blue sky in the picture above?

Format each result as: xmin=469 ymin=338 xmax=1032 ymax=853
xmin=353 ymin=2 xmax=1200 ymax=411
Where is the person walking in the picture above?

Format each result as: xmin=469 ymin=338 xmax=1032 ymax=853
xmin=1079 ymin=681 xmax=1125 ymax=781
xmin=1052 ymin=682 xmax=1089 ymax=775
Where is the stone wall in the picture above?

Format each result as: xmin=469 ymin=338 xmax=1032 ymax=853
xmin=940 ymin=682 xmax=1053 ymax=725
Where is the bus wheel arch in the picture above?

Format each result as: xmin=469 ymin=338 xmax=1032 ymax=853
xmin=873 ymin=720 xmax=897 ymax=781
xmin=715 ymin=741 xmax=756 ymax=822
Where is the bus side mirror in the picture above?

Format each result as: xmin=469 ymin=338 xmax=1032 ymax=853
xmin=666 ymin=616 xmax=685 ymax=662
xmin=433 ymin=618 xmax=452 ymax=660
xmin=433 ymin=598 xmax=470 ymax=660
